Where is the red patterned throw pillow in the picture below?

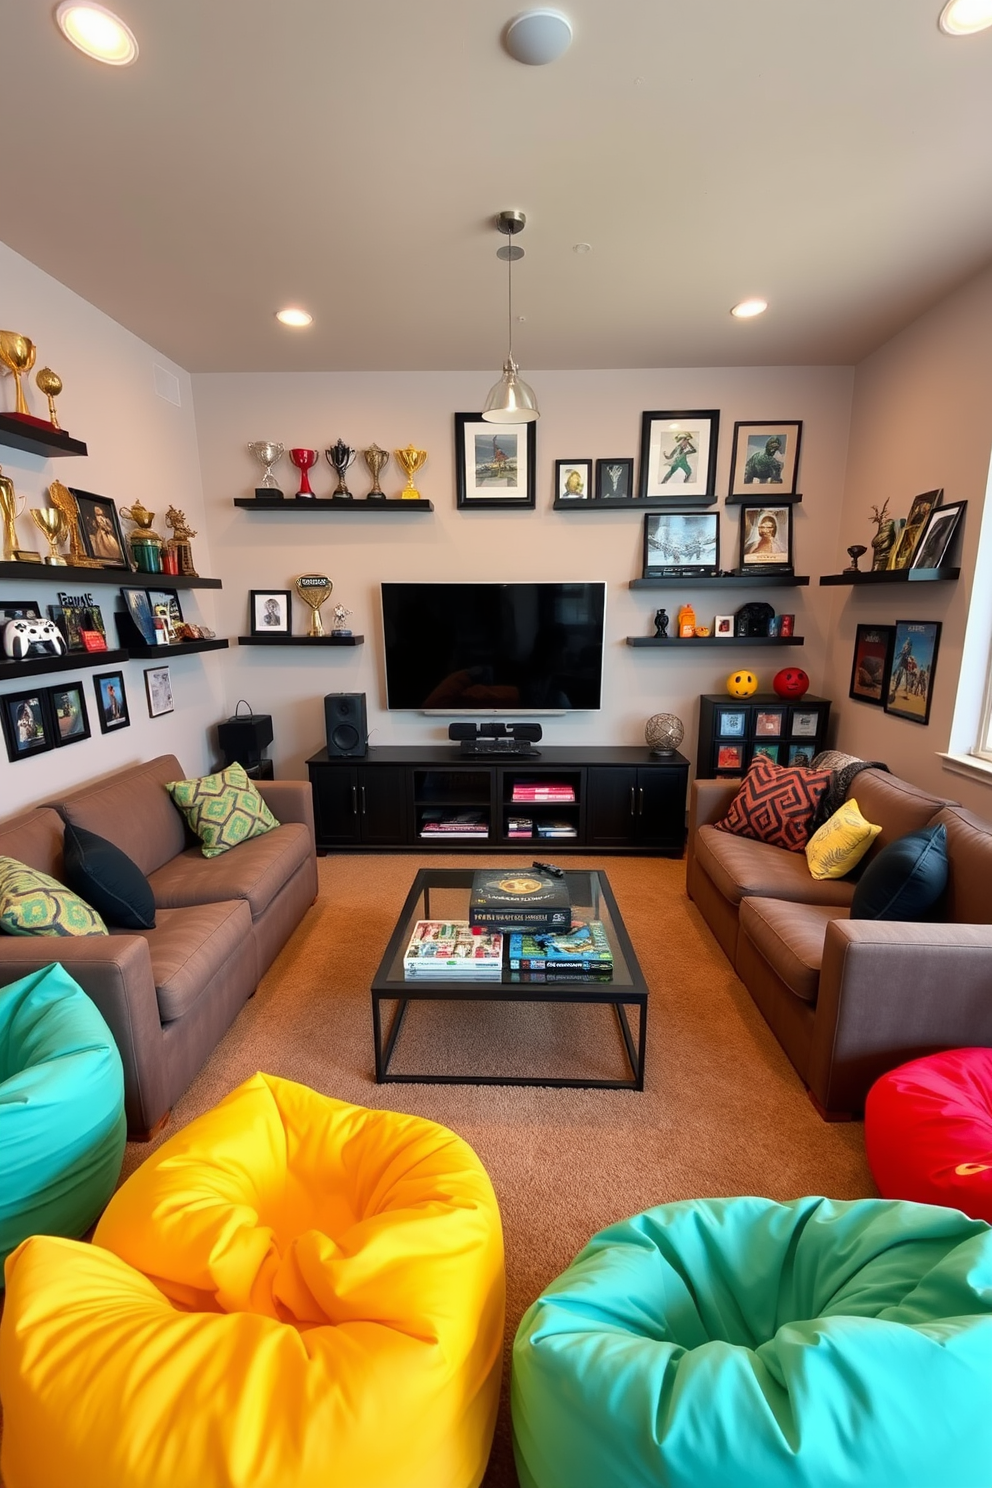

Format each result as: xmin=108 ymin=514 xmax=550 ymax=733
xmin=716 ymin=756 xmax=831 ymax=853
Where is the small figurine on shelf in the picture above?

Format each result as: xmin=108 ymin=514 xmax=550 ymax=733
xmin=653 ymin=608 xmax=669 ymax=638
xmin=120 ymin=502 xmax=164 ymax=573
xmin=844 ymin=543 xmax=867 ymax=572
xmin=331 ymin=603 xmax=353 ymax=636
xmin=677 ymin=601 xmax=696 ymax=638
xmin=869 ymin=501 xmax=897 ymax=572
xmin=165 ymin=506 xmax=199 ymax=577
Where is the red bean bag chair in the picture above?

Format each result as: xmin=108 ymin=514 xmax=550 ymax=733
xmin=865 ymin=1047 xmax=992 ymax=1223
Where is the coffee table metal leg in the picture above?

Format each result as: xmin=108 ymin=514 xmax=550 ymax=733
xmin=375 ymin=995 xmax=411 ymax=1081
xmin=614 ymin=1001 xmax=646 ymax=1091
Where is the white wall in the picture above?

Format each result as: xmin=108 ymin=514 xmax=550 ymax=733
xmin=0 ymin=241 xmax=224 ymax=812
xmin=192 ymin=367 xmax=854 ymax=779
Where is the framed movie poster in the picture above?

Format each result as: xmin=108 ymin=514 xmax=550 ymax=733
xmin=642 ymin=510 xmax=719 ymax=577
xmin=454 ymin=413 xmax=537 ymax=509
xmin=728 ymin=421 xmax=802 ymax=497
xmin=250 ymin=590 xmax=292 ymax=635
xmin=1 ymin=688 xmax=54 ymax=762
xmin=637 ymin=409 xmax=719 ymax=503
xmin=70 ymin=489 xmax=130 ymax=570
xmin=554 ymin=459 xmax=592 ymax=502
xmin=849 ymin=623 xmax=895 ymax=706
xmin=738 ymin=504 xmax=794 ymax=572
xmin=884 ymin=620 xmax=941 ymax=725
xmin=594 ymin=458 xmax=634 ymax=501
xmin=93 ymin=669 xmax=130 ymax=733
xmin=48 ymin=681 xmax=90 ymax=746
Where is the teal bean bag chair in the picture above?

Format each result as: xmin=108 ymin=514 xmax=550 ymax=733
xmin=512 ymin=1196 xmax=992 ymax=1488
xmin=0 ymin=963 xmax=126 ymax=1283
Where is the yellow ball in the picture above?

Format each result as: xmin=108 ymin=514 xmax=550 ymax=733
xmin=726 ymin=669 xmax=758 ymax=698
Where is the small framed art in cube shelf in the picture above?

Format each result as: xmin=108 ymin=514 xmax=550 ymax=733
xmin=250 ymin=590 xmax=292 ymax=636
xmin=48 ymin=681 xmax=90 ymax=746
xmin=849 ymin=624 xmax=894 ymax=706
xmin=455 ymin=413 xmax=537 ymax=509
xmin=728 ymin=421 xmax=802 ymax=497
xmin=790 ymin=709 xmax=820 ymax=738
xmin=1 ymin=688 xmax=53 ymax=762
xmin=595 ymin=458 xmax=634 ymax=501
xmin=884 ymin=620 xmax=941 ymax=726
xmin=70 ymin=489 xmax=130 ymax=570
xmin=716 ymin=742 xmax=745 ymax=772
xmin=637 ymin=410 xmax=719 ymax=503
xmin=738 ymin=504 xmax=794 ymax=573
xmin=754 ymin=708 xmax=785 ymax=737
xmin=144 ymin=665 xmax=174 ymax=718
xmin=643 ymin=510 xmax=719 ymax=577
xmin=554 ymin=459 xmax=592 ymax=502
xmin=715 ymin=707 xmax=746 ymax=737
xmin=93 ymin=669 xmax=130 ymax=733
xmin=752 ymin=743 xmax=782 ymax=765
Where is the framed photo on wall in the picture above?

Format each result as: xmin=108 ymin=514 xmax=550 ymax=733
xmin=48 ymin=681 xmax=90 ymax=746
xmin=849 ymin=623 xmax=894 ymax=706
xmin=144 ymin=665 xmax=174 ymax=718
xmin=554 ymin=459 xmax=592 ymax=502
xmin=594 ymin=458 xmax=634 ymax=501
xmin=454 ymin=413 xmax=537 ymax=509
xmin=728 ymin=420 xmax=802 ymax=497
xmin=737 ymin=504 xmax=794 ymax=573
xmin=637 ymin=409 xmax=719 ymax=503
xmin=250 ymin=590 xmax=292 ymax=635
xmin=1 ymin=688 xmax=54 ymax=762
xmin=884 ymin=620 xmax=941 ymax=725
xmin=910 ymin=500 xmax=966 ymax=572
xmin=643 ymin=510 xmax=719 ymax=577
xmin=69 ymin=489 xmax=130 ymax=570
xmin=93 ymin=669 xmax=130 ymax=733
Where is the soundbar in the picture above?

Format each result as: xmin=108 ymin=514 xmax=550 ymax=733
xmin=448 ymin=721 xmax=543 ymax=743
xmin=459 ymin=738 xmax=542 ymax=757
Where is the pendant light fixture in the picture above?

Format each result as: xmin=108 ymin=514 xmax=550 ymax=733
xmin=482 ymin=210 xmax=540 ymax=423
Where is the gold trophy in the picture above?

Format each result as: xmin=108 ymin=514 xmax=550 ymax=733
xmin=49 ymin=479 xmax=101 ymax=568
xmin=295 ymin=573 xmax=333 ymax=637
xmin=0 ymin=331 xmax=38 ymax=419
xmin=0 ymin=464 xmax=26 ymax=561
xmin=362 ymin=444 xmax=389 ymax=501
xmin=35 ymin=367 xmax=63 ymax=429
xmin=166 ymin=506 xmax=199 ymax=576
xmin=120 ymin=502 xmax=165 ymax=572
xmin=31 ymin=506 xmax=68 ymax=565
xmin=394 ymin=444 xmax=427 ymax=500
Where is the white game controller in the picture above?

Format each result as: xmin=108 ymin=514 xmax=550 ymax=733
xmin=3 ymin=617 xmax=67 ymax=660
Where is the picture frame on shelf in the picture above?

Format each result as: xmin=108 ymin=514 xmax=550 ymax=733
xmin=753 ymin=742 xmax=782 ymax=765
xmin=454 ymin=413 xmax=537 ymax=509
xmin=715 ymin=707 xmax=746 ymax=737
xmin=737 ymin=503 xmax=794 ymax=573
xmin=790 ymin=709 xmax=820 ymax=738
xmin=642 ymin=510 xmax=719 ymax=577
xmin=594 ymin=458 xmax=634 ymax=501
xmin=144 ymin=665 xmax=174 ymax=718
xmin=637 ymin=409 xmax=720 ymax=503
xmin=120 ymin=587 xmax=158 ymax=646
xmin=147 ymin=588 xmax=183 ymax=643
xmin=69 ymin=489 xmax=131 ymax=570
xmin=714 ymin=614 xmax=734 ymax=638
xmin=249 ymin=589 xmax=292 ymax=636
xmin=1 ymin=601 xmax=41 ymax=621
xmin=910 ymin=500 xmax=966 ymax=571
xmin=48 ymin=681 xmax=90 ymax=747
xmin=554 ymin=459 xmax=592 ymax=502
xmin=849 ymin=623 xmax=895 ymax=707
xmin=890 ymin=489 xmax=943 ymax=570
xmin=93 ymin=669 xmax=130 ymax=733
xmin=788 ymin=744 xmax=814 ymax=767
xmin=716 ymin=742 xmax=745 ymax=771
xmin=47 ymin=596 xmax=107 ymax=652
xmin=1 ymin=687 xmax=54 ymax=762
xmin=754 ymin=709 xmax=784 ymax=737
xmin=728 ymin=420 xmax=802 ymax=497
xmin=884 ymin=620 xmax=941 ymax=726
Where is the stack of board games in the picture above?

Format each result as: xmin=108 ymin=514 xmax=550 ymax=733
xmin=469 ymin=867 xmax=571 ymax=933
xmin=507 ymin=919 xmax=613 ymax=979
xmin=403 ymin=920 xmax=504 ymax=979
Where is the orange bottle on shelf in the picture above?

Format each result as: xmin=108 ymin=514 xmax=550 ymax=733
xmin=677 ymin=601 xmax=696 ymax=638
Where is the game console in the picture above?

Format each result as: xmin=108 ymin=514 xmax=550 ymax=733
xmin=3 ymin=617 xmax=67 ymax=660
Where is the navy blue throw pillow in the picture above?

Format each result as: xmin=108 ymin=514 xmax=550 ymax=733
xmin=849 ymin=823 xmax=948 ymax=921
xmin=62 ymin=822 xmax=156 ymax=930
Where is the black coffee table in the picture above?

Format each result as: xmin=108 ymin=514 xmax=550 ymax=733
xmin=371 ymin=868 xmax=647 ymax=1089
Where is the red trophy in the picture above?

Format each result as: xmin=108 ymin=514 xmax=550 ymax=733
xmin=289 ymin=447 xmax=318 ymax=499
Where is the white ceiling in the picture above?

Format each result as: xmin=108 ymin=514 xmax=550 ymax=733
xmin=2 ymin=0 xmax=992 ymax=374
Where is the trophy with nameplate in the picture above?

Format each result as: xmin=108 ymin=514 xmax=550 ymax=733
xmin=325 ymin=439 xmax=357 ymax=501
xmin=295 ymin=573 xmax=333 ymax=636
xmin=395 ymin=444 xmax=427 ymax=500
xmin=362 ymin=444 xmax=389 ymax=501
xmin=247 ymin=441 xmax=285 ymax=501
xmin=31 ymin=506 xmax=68 ymax=565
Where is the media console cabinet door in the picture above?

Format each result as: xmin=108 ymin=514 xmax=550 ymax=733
xmin=586 ymin=765 xmax=687 ymax=853
xmin=308 ymin=761 xmax=409 ymax=847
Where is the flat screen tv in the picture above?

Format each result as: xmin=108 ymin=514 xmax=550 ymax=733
xmin=381 ymin=581 xmax=607 ymax=713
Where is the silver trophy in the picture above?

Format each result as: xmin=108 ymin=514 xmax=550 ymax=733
xmin=247 ymin=441 xmax=285 ymax=499
xmin=325 ymin=439 xmax=357 ymax=500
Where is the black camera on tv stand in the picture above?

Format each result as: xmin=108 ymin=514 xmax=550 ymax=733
xmin=448 ymin=721 xmax=543 ymax=756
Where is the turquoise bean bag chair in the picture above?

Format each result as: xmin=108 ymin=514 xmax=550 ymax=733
xmin=512 ymin=1196 xmax=992 ymax=1488
xmin=0 ymin=963 xmax=126 ymax=1282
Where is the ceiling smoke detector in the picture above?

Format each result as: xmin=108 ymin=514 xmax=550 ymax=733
xmin=504 ymin=9 xmax=573 ymax=65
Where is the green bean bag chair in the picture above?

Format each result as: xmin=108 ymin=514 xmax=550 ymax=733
xmin=512 ymin=1196 xmax=992 ymax=1488
xmin=0 ymin=963 xmax=126 ymax=1282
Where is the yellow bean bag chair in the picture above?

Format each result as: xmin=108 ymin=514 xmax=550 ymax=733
xmin=0 ymin=1072 xmax=505 ymax=1488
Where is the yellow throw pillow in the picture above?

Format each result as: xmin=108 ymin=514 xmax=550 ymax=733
xmin=805 ymin=797 xmax=882 ymax=881
xmin=166 ymin=762 xmax=279 ymax=858
xmin=0 ymin=855 xmax=107 ymax=936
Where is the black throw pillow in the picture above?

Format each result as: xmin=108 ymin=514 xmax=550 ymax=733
xmin=849 ymin=823 xmax=948 ymax=921
xmin=61 ymin=821 xmax=156 ymax=930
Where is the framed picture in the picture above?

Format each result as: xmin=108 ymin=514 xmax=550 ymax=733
xmin=885 ymin=620 xmax=941 ymax=726
xmin=70 ymin=489 xmax=130 ymax=570
xmin=594 ymin=458 xmax=634 ymax=501
xmin=752 ymin=743 xmax=782 ymax=765
xmin=788 ymin=744 xmax=814 ymax=767
xmin=716 ymin=707 xmax=746 ymax=737
xmin=728 ymin=421 xmax=802 ymax=497
xmin=716 ymin=742 xmax=744 ymax=771
xmin=1 ymin=601 xmax=41 ymax=620
xmin=790 ymin=709 xmax=820 ymax=738
xmin=755 ymin=709 xmax=784 ymax=737
xmin=714 ymin=614 xmax=734 ymax=638
xmin=250 ymin=589 xmax=292 ymax=635
xmin=643 ymin=510 xmax=719 ymax=577
xmin=144 ymin=665 xmax=174 ymax=718
xmin=148 ymin=588 xmax=183 ymax=642
xmin=120 ymin=587 xmax=158 ymax=646
xmin=910 ymin=500 xmax=966 ymax=572
xmin=1 ymin=688 xmax=54 ymax=762
xmin=890 ymin=489 xmax=943 ymax=570
xmin=48 ymin=596 xmax=107 ymax=652
xmin=849 ymin=623 xmax=895 ymax=706
xmin=737 ymin=504 xmax=794 ymax=572
xmin=454 ymin=413 xmax=537 ymax=509
xmin=93 ymin=669 xmax=130 ymax=733
xmin=554 ymin=459 xmax=592 ymax=502
xmin=637 ymin=409 xmax=720 ymax=503
xmin=48 ymin=681 xmax=90 ymax=746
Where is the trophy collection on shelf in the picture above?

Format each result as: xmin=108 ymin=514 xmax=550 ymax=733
xmin=246 ymin=438 xmax=427 ymax=501
xmin=0 ymin=329 xmax=71 ymax=436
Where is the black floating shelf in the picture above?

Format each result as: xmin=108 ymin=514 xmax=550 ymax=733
xmin=0 ymin=647 xmax=129 ymax=682
xmin=626 ymin=635 xmax=805 ymax=648
xmin=237 ymin=634 xmax=364 ymax=647
xmin=630 ymin=575 xmax=810 ymax=589
xmin=125 ymin=639 xmax=229 ymax=658
xmin=819 ymin=567 xmax=959 ymax=586
xmin=0 ymin=413 xmax=88 ymax=459
xmin=0 ymin=561 xmax=222 ymax=590
xmin=724 ymin=492 xmax=803 ymax=506
xmin=553 ymin=497 xmax=717 ymax=512
xmin=233 ymin=497 xmax=433 ymax=512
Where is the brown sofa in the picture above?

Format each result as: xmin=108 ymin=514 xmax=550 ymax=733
xmin=0 ymin=756 xmax=317 ymax=1137
xmin=686 ymin=768 xmax=992 ymax=1118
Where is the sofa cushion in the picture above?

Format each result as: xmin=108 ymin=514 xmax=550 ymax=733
xmin=62 ymin=823 xmax=156 ymax=931
xmin=716 ymin=757 xmax=830 ymax=853
xmin=123 ymin=899 xmax=254 ymax=1022
xmin=54 ymin=756 xmax=190 ymax=877
xmin=166 ymin=763 xmax=279 ymax=858
xmin=0 ymin=809 xmax=65 ymax=881
xmin=933 ymin=807 xmax=992 ymax=924
xmin=695 ymin=825 xmax=858 ymax=908
xmin=850 ymin=825 xmax=948 ymax=921
xmin=846 ymin=769 xmax=956 ymax=869
xmin=148 ymin=823 xmax=312 ymax=922
xmin=0 ymin=857 xmax=107 ymax=938
xmin=805 ymin=798 xmax=882 ymax=881
xmin=739 ymin=898 xmax=851 ymax=1004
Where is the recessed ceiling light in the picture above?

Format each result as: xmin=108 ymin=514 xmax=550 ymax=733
xmin=55 ymin=3 xmax=138 ymax=65
xmin=939 ymin=0 xmax=992 ymax=33
xmin=275 ymin=308 xmax=313 ymax=328
xmin=731 ymin=298 xmax=768 ymax=319
xmin=573 ymin=242 xmax=592 ymax=254
xmin=504 ymin=9 xmax=573 ymax=65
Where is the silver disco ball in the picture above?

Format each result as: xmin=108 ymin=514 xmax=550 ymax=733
xmin=645 ymin=712 xmax=685 ymax=756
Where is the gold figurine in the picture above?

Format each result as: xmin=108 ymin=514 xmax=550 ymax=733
xmin=394 ymin=444 xmax=427 ymax=500
xmin=0 ymin=331 xmax=37 ymax=417
xmin=31 ymin=506 xmax=68 ymax=565
xmin=165 ymin=505 xmax=199 ymax=576
xmin=35 ymin=367 xmax=63 ymax=428
xmin=48 ymin=479 xmax=100 ymax=568
xmin=0 ymin=464 xmax=26 ymax=561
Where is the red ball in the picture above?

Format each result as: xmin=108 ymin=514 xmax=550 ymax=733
xmin=773 ymin=667 xmax=809 ymax=699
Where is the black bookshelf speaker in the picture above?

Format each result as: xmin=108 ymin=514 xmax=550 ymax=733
xmin=324 ymin=692 xmax=367 ymax=757
xmin=217 ymin=712 xmax=273 ymax=766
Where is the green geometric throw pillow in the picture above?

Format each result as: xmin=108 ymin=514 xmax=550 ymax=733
xmin=165 ymin=761 xmax=280 ymax=858
xmin=0 ymin=856 xmax=108 ymax=936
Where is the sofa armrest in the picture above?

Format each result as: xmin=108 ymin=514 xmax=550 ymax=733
xmin=689 ymin=778 xmax=740 ymax=832
xmin=808 ymin=919 xmax=992 ymax=1114
xmin=257 ymin=779 xmax=316 ymax=855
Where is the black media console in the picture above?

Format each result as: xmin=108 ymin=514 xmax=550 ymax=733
xmin=306 ymin=745 xmax=689 ymax=856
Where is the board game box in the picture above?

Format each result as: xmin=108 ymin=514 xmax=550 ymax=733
xmin=469 ymin=868 xmax=571 ymax=932
xmin=403 ymin=920 xmax=504 ymax=978
xmin=507 ymin=918 xmax=614 ymax=971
